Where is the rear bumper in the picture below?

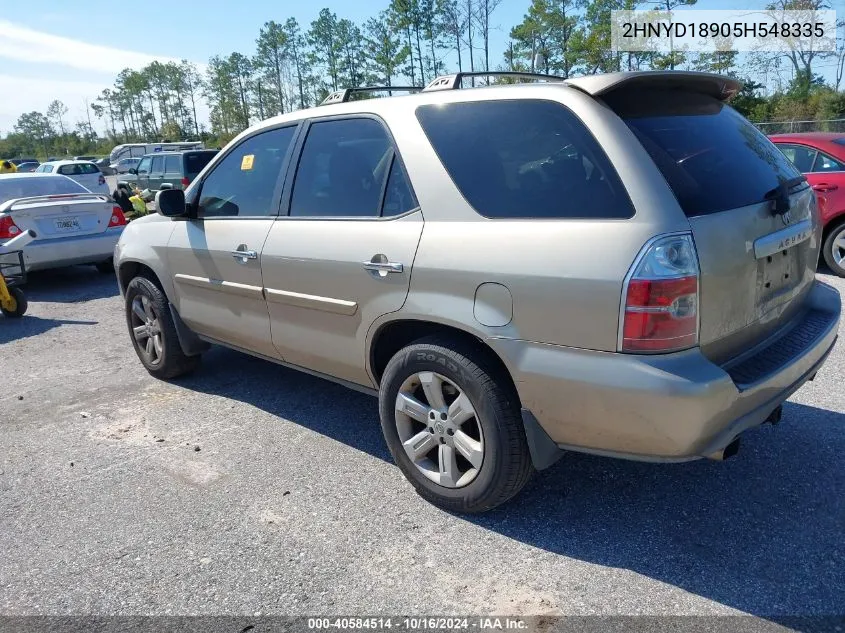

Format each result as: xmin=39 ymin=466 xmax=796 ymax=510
xmin=15 ymin=228 xmax=123 ymax=272
xmin=489 ymin=280 xmax=840 ymax=461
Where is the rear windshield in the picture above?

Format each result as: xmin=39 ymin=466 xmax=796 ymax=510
xmin=0 ymin=176 xmax=88 ymax=203
xmin=58 ymin=163 xmax=100 ymax=176
xmin=605 ymin=90 xmax=803 ymax=217
xmin=184 ymin=151 xmax=217 ymax=176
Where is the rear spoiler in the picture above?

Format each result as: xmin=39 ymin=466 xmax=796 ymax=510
xmin=564 ymin=71 xmax=742 ymax=102
xmin=0 ymin=193 xmax=110 ymax=213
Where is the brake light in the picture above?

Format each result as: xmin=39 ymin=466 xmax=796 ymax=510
xmin=181 ymin=177 xmax=190 ymax=187
xmin=621 ymin=233 xmax=699 ymax=353
xmin=108 ymin=207 xmax=127 ymax=228
xmin=0 ymin=216 xmax=21 ymax=239
xmin=98 ymin=174 xmax=106 ymax=185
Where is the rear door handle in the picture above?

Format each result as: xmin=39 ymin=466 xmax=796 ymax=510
xmin=362 ymin=261 xmax=403 ymax=274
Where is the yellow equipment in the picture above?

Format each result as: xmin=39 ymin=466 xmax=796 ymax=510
xmin=0 ymin=229 xmax=35 ymax=318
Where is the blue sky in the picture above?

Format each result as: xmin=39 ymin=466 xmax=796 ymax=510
xmin=0 ymin=0 xmax=842 ymax=134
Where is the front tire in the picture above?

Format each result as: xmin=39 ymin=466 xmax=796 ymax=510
xmin=379 ymin=336 xmax=533 ymax=513
xmin=124 ymin=276 xmax=200 ymax=379
xmin=822 ymin=221 xmax=845 ymax=278
xmin=1 ymin=287 xmax=27 ymax=318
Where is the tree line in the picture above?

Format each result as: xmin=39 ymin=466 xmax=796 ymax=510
xmin=2 ymin=0 xmax=844 ymax=159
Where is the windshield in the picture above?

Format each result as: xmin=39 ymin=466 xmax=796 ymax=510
xmin=604 ymin=90 xmax=802 ymax=217
xmin=0 ymin=176 xmax=89 ymax=203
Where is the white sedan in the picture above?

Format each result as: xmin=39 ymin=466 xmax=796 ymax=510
xmin=35 ymin=160 xmax=110 ymax=195
xmin=0 ymin=173 xmax=127 ymax=273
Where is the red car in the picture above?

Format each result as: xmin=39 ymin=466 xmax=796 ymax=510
xmin=770 ymin=132 xmax=845 ymax=277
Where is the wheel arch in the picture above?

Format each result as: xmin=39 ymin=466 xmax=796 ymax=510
xmin=368 ymin=317 xmax=519 ymax=399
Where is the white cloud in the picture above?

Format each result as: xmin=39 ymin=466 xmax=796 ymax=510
xmin=0 ymin=20 xmax=191 ymax=74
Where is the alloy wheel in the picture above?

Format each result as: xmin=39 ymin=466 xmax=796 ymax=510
xmin=130 ymin=294 xmax=163 ymax=365
xmin=394 ymin=371 xmax=484 ymax=488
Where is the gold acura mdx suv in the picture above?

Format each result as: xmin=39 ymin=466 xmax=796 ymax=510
xmin=115 ymin=71 xmax=841 ymax=512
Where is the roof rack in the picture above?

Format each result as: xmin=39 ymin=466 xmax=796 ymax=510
xmin=319 ymin=86 xmax=422 ymax=106
xmin=423 ymin=71 xmax=566 ymax=92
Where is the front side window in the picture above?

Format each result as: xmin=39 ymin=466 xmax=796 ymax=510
xmin=290 ymin=118 xmax=395 ymax=218
xmin=198 ymin=125 xmax=296 ymax=218
xmin=150 ymin=156 xmax=164 ymax=174
xmin=777 ymin=144 xmax=818 ymax=173
xmin=416 ymin=100 xmax=634 ymax=219
xmin=137 ymin=157 xmax=152 ymax=175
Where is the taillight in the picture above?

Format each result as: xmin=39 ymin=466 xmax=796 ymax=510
xmin=108 ymin=207 xmax=127 ymax=227
xmin=621 ymin=233 xmax=699 ymax=353
xmin=181 ymin=177 xmax=190 ymax=187
xmin=98 ymin=174 xmax=106 ymax=185
xmin=0 ymin=215 xmax=22 ymax=239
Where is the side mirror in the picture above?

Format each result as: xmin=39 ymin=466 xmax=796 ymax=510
xmin=128 ymin=168 xmax=137 ymax=175
xmin=156 ymin=188 xmax=188 ymax=218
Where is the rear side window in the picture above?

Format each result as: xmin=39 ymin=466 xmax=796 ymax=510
xmin=184 ymin=152 xmax=216 ymax=176
xmin=814 ymin=152 xmax=844 ymax=172
xmin=58 ymin=163 xmax=98 ymax=175
xmin=415 ymin=100 xmax=634 ymax=219
xmin=605 ymin=90 xmax=802 ymax=217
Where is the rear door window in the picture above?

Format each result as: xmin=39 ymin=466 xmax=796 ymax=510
xmin=164 ymin=154 xmax=181 ymax=173
xmin=813 ymin=152 xmax=844 ymax=172
xmin=415 ymin=100 xmax=634 ymax=219
xmin=289 ymin=118 xmax=395 ymax=218
xmin=604 ymin=90 xmax=803 ymax=217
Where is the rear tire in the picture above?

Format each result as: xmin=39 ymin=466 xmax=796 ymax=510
xmin=1 ymin=287 xmax=27 ymax=318
xmin=124 ymin=276 xmax=200 ymax=379
xmin=378 ymin=336 xmax=533 ymax=513
xmin=822 ymin=221 xmax=845 ymax=278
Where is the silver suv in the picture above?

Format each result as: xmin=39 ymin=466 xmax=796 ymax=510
xmin=115 ymin=71 xmax=841 ymax=512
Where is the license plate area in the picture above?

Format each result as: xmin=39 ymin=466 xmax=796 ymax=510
xmin=756 ymin=246 xmax=801 ymax=313
xmin=54 ymin=217 xmax=81 ymax=231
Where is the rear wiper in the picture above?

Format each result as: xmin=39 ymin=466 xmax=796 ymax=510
xmin=764 ymin=176 xmax=807 ymax=215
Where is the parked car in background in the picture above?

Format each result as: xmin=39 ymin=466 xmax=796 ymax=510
xmin=94 ymin=157 xmax=115 ymax=176
xmin=771 ymin=133 xmax=845 ymax=277
xmin=73 ymin=155 xmax=97 ymax=161
xmin=35 ymin=160 xmax=110 ymax=195
xmin=116 ymin=70 xmax=840 ymax=512
xmin=15 ymin=162 xmax=40 ymax=173
xmin=0 ymin=173 xmax=126 ymax=273
xmin=108 ymin=141 xmax=204 ymax=165
xmin=8 ymin=158 xmax=37 ymax=166
xmin=121 ymin=149 xmax=218 ymax=193
xmin=114 ymin=157 xmax=140 ymax=175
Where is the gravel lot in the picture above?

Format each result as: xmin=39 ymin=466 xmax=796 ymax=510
xmin=1 ymin=265 xmax=843 ymax=625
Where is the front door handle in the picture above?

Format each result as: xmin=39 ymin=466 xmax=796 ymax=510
xmin=231 ymin=246 xmax=258 ymax=262
xmin=812 ymin=183 xmax=839 ymax=192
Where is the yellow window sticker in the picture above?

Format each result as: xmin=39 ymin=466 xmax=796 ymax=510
xmin=241 ymin=154 xmax=255 ymax=170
